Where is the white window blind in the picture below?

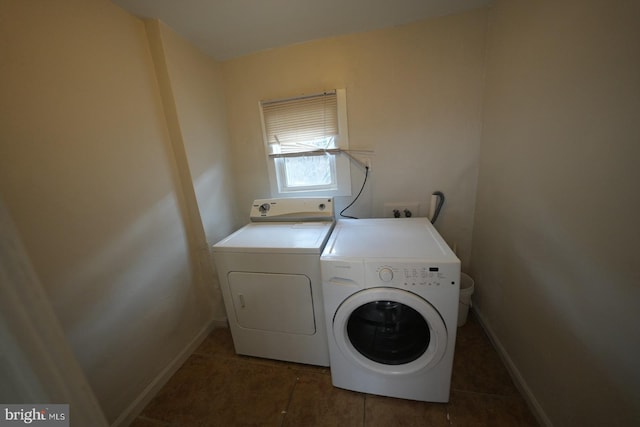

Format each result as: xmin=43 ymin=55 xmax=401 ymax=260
xmin=260 ymin=88 xmax=352 ymax=197
xmin=262 ymin=91 xmax=338 ymax=154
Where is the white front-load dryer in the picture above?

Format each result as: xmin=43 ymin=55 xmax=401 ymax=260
xmin=321 ymin=218 xmax=460 ymax=402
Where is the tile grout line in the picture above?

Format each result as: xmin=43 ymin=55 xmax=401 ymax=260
xmin=279 ymin=375 xmax=300 ymax=427
xmin=361 ymin=394 xmax=367 ymax=426
xmin=450 ymin=388 xmax=524 ymax=400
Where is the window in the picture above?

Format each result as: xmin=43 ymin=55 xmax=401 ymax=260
xmin=260 ymin=89 xmax=351 ymax=197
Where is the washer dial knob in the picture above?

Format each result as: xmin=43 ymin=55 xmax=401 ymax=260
xmin=379 ymin=267 xmax=394 ymax=282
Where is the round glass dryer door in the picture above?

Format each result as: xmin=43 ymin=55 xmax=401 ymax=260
xmin=333 ymin=288 xmax=448 ymax=375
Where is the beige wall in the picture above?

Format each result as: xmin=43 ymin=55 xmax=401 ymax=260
xmin=472 ymin=1 xmax=640 ymax=425
xmin=0 ymin=0 xmax=233 ymax=423
xmin=222 ymin=10 xmax=488 ymax=268
xmin=152 ymin=21 xmax=237 ymax=246
xmin=145 ymin=19 xmax=235 ymax=321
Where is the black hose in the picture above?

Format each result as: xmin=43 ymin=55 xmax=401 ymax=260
xmin=431 ymin=191 xmax=445 ymax=224
xmin=340 ymin=166 xmax=369 ymax=219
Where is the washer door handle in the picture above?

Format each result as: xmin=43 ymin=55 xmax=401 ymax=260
xmin=238 ymin=294 xmax=246 ymax=308
xmin=327 ymin=277 xmax=358 ymax=287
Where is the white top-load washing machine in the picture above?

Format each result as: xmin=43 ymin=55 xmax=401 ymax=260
xmin=213 ymin=198 xmax=334 ymax=366
xmin=321 ymin=218 xmax=460 ymax=402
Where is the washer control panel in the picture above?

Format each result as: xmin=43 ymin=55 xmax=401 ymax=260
xmin=378 ymin=267 xmax=394 ymax=282
xmin=369 ymin=263 xmax=459 ymax=289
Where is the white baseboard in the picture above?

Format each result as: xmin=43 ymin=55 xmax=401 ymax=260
xmin=472 ymin=307 xmax=553 ymax=427
xmin=110 ymin=319 xmax=222 ymax=427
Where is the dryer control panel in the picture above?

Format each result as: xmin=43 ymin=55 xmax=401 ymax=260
xmin=250 ymin=198 xmax=334 ymax=222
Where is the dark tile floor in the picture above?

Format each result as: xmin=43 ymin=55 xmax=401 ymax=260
xmin=131 ymin=312 xmax=538 ymax=426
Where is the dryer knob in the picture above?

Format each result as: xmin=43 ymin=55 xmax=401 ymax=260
xmin=259 ymin=203 xmax=271 ymax=214
xmin=379 ymin=267 xmax=394 ymax=282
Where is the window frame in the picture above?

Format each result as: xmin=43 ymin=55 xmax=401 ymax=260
xmin=260 ymin=89 xmax=351 ymax=198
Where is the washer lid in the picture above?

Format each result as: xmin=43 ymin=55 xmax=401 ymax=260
xmin=321 ymin=218 xmax=458 ymax=262
xmin=213 ymin=222 xmax=334 ymax=254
